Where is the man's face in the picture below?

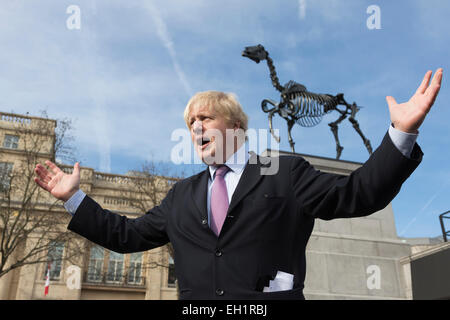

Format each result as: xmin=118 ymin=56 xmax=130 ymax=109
xmin=188 ymin=104 xmax=237 ymax=165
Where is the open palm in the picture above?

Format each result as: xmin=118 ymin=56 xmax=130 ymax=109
xmin=386 ymin=68 xmax=443 ymax=133
xmin=34 ymin=160 xmax=80 ymax=202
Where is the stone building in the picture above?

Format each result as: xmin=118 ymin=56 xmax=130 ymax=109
xmin=0 ymin=112 xmax=177 ymax=300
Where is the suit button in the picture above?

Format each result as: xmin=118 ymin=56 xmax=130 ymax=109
xmin=215 ymin=289 xmax=224 ymax=296
xmin=264 ymin=194 xmax=268 ymax=198
xmin=201 ymin=219 xmax=208 ymax=225
xmin=215 ymin=250 xmax=222 ymax=257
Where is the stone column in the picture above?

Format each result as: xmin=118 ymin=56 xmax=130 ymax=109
xmin=144 ymin=248 xmax=163 ymax=300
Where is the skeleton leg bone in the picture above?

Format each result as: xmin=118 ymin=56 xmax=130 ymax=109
xmin=328 ymin=112 xmax=347 ymax=160
xmin=287 ymin=119 xmax=295 ymax=153
xmin=261 ymin=99 xmax=278 ymax=113
xmin=348 ymin=116 xmax=373 ymax=156
xmin=262 ymin=99 xmax=281 ymax=143
xmin=268 ymin=110 xmax=280 ymax=143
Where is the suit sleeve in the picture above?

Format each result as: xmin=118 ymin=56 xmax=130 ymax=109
xmin=67 ymin=185 xmax=174 ymax=253
xmin=290 ymin=131 xmax=423 ymax=220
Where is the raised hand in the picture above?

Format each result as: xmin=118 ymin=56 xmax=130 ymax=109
xmin=34 ymin=160 xmax=80 ymax=202
xmin=386 ymin=68 xmax=443 ymax=134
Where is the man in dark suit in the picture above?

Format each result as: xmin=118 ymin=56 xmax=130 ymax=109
xmin=34 ymin=69 xmax=443 ymax=299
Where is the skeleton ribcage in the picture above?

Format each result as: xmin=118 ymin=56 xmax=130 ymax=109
xmin=286 ymin=91 xmax=337 ymax=127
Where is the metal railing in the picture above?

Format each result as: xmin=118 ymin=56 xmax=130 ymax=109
xmin=83 ymin=272 xmax=146 ymax=288
xmin=439 ymin=210 xmax=450 ymax=242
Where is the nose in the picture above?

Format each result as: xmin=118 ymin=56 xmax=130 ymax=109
xmin=192 ymin=120 xmax=203 ymax=134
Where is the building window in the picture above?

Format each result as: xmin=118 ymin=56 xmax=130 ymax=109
xmin=44 ymin=241 xmax=65 ymax=280
xmin=127 ymin=252 xmax=142 ymax=284
xmin=0 ymin=162 xmax=13 ymax=191
xmin=168 ymin=255 xmax=176 ymax=287
xmin=87 ymin=246 xmax=104 ymax=282
xmin=106 ymin=251 xmax=124 ymax=283
xmin=3 ymin=134 xmax=19 ymax=149
xmin=85 ymin=248 xmax=146 ymax=287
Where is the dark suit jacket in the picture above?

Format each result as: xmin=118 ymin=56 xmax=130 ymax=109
xmin=68 ymin=132 xmax=423 ymax=299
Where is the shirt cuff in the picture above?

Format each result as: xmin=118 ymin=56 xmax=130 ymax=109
xmin=388 ymin=125 xmax=418 ymax=158
xmin=63 ymin=189 xmax=86 ymax=216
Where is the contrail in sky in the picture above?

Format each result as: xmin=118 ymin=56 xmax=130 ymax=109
xmin=143 ymin=2 xmax=193 ymax=97
xmin=82 ymin=1 xmax=112 ymax=173
xmin=399 ymin=180 xmax=449 ymax=236
xmin=299 ymin=0 xmax=307 ymax=20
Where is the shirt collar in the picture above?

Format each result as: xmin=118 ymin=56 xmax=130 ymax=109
xmin=208 ymin=142 xmax=250 ymax=179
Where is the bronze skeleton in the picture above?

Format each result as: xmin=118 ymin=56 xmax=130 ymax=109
xmin=242 ymin=44 xmax=373 ymax=160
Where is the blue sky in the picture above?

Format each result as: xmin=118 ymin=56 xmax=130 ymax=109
xmin=1 ymin=0 xmax=449 ymax=239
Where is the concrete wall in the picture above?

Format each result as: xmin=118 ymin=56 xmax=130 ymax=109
xmin=304 ymin=233 xmax=411 ymax=299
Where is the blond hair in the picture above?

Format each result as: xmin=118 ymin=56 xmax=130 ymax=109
xmin=184 ymin=91 xmax=248 ymax=131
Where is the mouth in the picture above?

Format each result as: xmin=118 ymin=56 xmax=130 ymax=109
xmin=197 ymin=136 xmax=212 ymax=150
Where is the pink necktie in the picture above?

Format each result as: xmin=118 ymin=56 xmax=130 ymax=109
xmin=210 ymin=165 xmax=230 ymax=236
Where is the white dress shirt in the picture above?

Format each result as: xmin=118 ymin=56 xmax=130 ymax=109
xmin=206 ymin=142 xmax=250 ymax=226
xmin=64 ymin=125 xmax=418 ymax=217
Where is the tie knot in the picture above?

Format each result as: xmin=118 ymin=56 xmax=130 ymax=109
xmin=215 ymin=165 xmax=230 ymax=178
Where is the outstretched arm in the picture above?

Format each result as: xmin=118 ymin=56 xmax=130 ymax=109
xmin=34 ymin=160 xmax=170 ymax=253
xmin=292 ymin=68 xmax=443 ymax=220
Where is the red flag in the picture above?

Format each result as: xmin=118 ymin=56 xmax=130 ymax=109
xmin=44 ymin=263 xmax=50 ymax=296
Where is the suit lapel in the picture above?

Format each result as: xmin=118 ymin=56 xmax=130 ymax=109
xmin=228 ymin=152 xmax=264 ymax=214
xmin=191 ymin=168 xmax=209 ymax=220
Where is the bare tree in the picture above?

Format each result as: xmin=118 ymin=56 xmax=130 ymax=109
xmin=53 ymin=115 xmax=77 ymax=165
xmin=0 ymin=112 xmax=84 ymax=280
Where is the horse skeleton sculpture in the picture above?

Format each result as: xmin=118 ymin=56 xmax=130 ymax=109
xmin=242 ymin=44 xmax=373 ymax=160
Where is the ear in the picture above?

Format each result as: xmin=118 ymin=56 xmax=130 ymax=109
xmin=234 ymin=121 xmax=241 ymax=130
